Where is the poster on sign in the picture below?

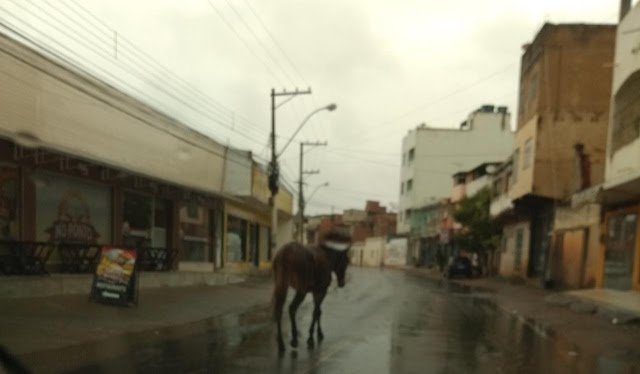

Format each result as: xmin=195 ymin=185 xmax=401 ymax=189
xmin=90 ymin=246 xmax=139 ymax=306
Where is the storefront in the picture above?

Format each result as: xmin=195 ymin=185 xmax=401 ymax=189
xmin=176 ymin=200 xmax=223 ymax=271
xmin=2 ymin=140 xmax=227 ymax=273
xmin=224 ymin=201 xmax=270 ymax=269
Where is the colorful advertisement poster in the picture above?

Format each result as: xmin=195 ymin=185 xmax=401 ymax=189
xmin=91 ymin=246 xmax=138 ymax=305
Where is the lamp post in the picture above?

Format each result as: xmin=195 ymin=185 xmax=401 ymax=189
xmin=277 ymin=104 xmax=336 ymax=157
xmin=306 ymin=182 xmax=329 ymax=207
xmin=270 ymin=99 xmax=337 ymax=255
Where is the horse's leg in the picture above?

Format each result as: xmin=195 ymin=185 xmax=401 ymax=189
xmin=307 ymin=290 xmax=325 ymax=349
xmin=288 ymin=291 xmax=306 ymax=348
xmin=314 ymin=290 xmax=327 ymax=342
xmin=273 ymin=285 xmax=287 ymax=353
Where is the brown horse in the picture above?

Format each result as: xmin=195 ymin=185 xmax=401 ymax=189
xmin=272 ymin=231 xmax=351 ymax=352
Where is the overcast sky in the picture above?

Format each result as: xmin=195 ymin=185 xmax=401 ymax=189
xmin=1 ymin=0 xmax=625 ymax=214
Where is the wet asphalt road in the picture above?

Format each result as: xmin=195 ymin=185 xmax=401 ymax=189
xmin=64 ymin=269 xmax=601 ymax=373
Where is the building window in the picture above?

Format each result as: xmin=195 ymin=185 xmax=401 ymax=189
xmin=408 ymin=148 xmax=415 ymax=162
xmin=523 ymin=138 xmax=533 ymax=169
xmin=35 ymin=172 xmax=111 ymax=245
xmin=186 ymin=201 xmax=199 ymax=219
xmin=406 ymin=179 xmax=413 ymax=192
xmin=405 ymin=209 xmax=411 ymax=220
xmin=179 ymin=201 xmax=208 ymax=261
xmin=400 ymin=182 xmax=404 ymax=195
xmin=0 ymin=166 xmax=19 ymax=240
xmin=227 ymin=215 xmax=247 ymax=262
xmin=611 ymin=71 xmax=640 ymax=154
xmin=512 ymin=148 xmax=519 ymax=183
xmin=402 ymin=153 xmax=406 ymax=166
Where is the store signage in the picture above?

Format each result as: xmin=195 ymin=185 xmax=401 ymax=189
xmin=90 ymin=246 xmax=138 ymax=306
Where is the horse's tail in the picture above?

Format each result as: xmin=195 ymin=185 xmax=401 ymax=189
xmin=271 ymin=252 xmax=287 ymax=321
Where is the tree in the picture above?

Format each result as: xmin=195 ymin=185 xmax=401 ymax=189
xmin=452 ymin=187 xmax=502 ymax=275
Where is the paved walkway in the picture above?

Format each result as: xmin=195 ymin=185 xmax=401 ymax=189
xmin=0 ymin=276 xmax=273 ymax=361
xmin=567 ymin=288 xmax=640 ymax=318
xmin=407 ymin=268 xmax=640 ymax=366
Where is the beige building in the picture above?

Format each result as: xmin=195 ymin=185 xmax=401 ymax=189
xmin=496 ymin=23 xmax=615 ymax=284
xmin=0 ymin=29 xmax=292 ymax=275
xmin=350 ymin=237 xmax=386 ymax=267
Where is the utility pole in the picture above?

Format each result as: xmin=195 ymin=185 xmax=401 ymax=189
xmin=269 ymin=88 xmax=312 ymax=257
xmin=298 ymin=141 xmax=327 ymax=243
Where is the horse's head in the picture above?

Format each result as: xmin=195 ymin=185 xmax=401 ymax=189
xmin=321 ymin=230 xmax=352 ymax=288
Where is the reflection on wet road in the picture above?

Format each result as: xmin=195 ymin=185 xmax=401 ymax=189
xmin=67 ymin=269 xmax=617 ymax=373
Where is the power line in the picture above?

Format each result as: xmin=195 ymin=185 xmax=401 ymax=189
xmin=224 ymin=0 xmax=298 ymax=86
xmin=205 ymin=0 xmax=283 ymax=86
xmin=1 ymin=1 xmax=269 ymax=149
xmin=242 ymin=0 xmax=309 ymax=87
xmin=0 ymin=46 xmax=268 ymax=178
xmin=64 ymin=0 xmax=267 ymax=138
xmin=335 ymin=62 xmax=519 ymax=146
xmin=60 ymin=0 xmax=269 ymax=139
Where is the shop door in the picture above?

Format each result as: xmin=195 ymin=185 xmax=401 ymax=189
xmin=604 ymin=210 xmax=638 ymax=291
xmin=552 ymin=230 xmax=586 ymax=289
xmin=249 ymin=223 xmax=259 ymax=267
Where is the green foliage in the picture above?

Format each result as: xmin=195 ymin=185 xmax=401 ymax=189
xmin=452 ymin=187 xmax=501 ymax=254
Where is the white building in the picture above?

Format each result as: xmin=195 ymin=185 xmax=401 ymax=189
xmin=398 ymin=105 xmax=514 ymax=233
xmin=600 ymin=0 xmax=640 ymax=291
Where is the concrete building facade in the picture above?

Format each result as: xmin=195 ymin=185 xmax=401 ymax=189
xmin=600 ymin=1 xmax=640 ymax=292
xmin=0 ymin=29 xmax=293 ymax=276
xmin=398 ymin=105 xmax=514 ymax=233
xmin=499 ymin=23 xmax=616 ymax=285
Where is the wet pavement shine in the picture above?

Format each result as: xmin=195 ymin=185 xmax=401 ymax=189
xmin=37 ymin=269 xmax=630 ymax=373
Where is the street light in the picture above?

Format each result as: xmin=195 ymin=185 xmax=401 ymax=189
xmin=307 ymin=182 xmax=329 ymax=205
xmin=272 ymin=103 xmax=336 ymax=247
xmin=277 ymin=103 xmax=337 ymax=157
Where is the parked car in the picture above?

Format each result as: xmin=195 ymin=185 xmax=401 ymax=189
xmin=444 ymin=256 xmax=473 ymax=279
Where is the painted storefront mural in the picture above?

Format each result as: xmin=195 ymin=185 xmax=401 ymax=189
xmin=35 ymin=173 xmax=111 ymax=244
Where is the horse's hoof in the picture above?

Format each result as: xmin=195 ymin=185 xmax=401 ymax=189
xmin=307 ymin=338 xmax=315 ymax=349
xmin=317 ymin=332 xmax=324 ymax=342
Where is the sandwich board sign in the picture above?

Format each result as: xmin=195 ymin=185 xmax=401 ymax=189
xmin=90 ymin=246 xmax=139 ymax=306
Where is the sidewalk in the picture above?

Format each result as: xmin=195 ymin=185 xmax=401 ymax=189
xmin=407 ymin=267 xmax=640 ymax=368
xmin=0 ymin=275 xmax=273 ymax=370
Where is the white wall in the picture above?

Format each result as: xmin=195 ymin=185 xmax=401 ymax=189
xmin=605 ymin=3 xmax=640 ymax=191
xmin=466 ymin=175 xmax=491 ymax=197
xmin=277 ymin=216 xmax=294 ymax=249
xmin=385 ymin=237 xmax=408 ymax=267
xmin=361 ymin=237 xmax=386 ymax=267
xmin=398 ymin=109 xmax=514 ymax=233
xmin=223 ymin=149 xmax=252 ymax=196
